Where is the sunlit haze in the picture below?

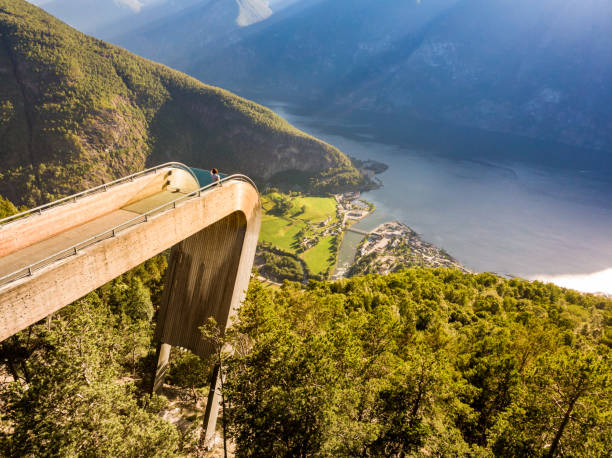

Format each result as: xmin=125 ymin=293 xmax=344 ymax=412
xmin=533 ymin=269 xmax=612 ymax=296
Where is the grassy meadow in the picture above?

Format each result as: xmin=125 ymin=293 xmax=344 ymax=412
xmin=301 ymin=235 xmax=336 ymax=275
xmin=259 ymin=192 xmax=339 ymax=278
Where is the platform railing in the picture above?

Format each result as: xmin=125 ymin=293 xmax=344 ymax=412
xmin=0 ymin=162 xmax=200 ymax=226
xmin=0 ymin=174 xmax=257 ymax=288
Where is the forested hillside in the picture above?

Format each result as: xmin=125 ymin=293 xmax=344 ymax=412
xmin=0 ymin=0 xmax=364 ymax=206
xmin=224 ymin=272 xmax=611 ymax=455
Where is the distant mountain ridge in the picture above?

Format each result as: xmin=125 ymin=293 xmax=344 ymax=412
xmin=109 ymin=0 xmax=274 ymax=70
xmin=26 ymin=0 xmax=174 ymax=33
xmin=113 ymin=0 xmax=612 ymax=163
xmin=0 ymin=0 xmax=364 ymax=206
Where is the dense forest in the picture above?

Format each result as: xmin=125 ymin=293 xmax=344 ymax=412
xmin=225 ymin=273 xmax=610 ymax=456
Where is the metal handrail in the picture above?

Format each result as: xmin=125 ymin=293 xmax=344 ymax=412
xmin=0 ymin=162 xmax=200 ymax=226
xmin=0 ymin=174 xmax=258 ymax=287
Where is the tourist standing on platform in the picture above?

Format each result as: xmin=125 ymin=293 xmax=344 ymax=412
xmin=211 ymin=168 xmax=220 ymax=184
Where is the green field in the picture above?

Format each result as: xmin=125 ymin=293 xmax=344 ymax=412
xmin=259 ymin=193 xmax=339 ymax=278
xmin=286 ymin=196 xmax=338 ymax=222
xmin=259 ymin=215 xmax=305 ymax=252
xmin=301 ymin=235 xmax=335 ymax=276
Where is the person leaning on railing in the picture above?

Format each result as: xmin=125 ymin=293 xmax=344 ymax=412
xmin=211 ymin=168 xmax=221 ymax=185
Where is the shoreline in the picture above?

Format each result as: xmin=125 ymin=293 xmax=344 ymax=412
xmin=343 ymin=220 xmax=468 ymax=278
xmin=266 ymin=101 xmax=612 ymax=294
xmin=333 ymin=191 xmax=467 ymax=279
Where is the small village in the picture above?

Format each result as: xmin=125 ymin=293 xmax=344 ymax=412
xmin=332 ymin=192 xmax=467 ymax=277
xmin=349 ymin=221 xmax=468 ymax=276
xmin=335 ymin=191 xmax=373 ymax=226
xmin=295 ymin=216 xmax=342 ymax=252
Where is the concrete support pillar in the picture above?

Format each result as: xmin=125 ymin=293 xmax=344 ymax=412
xmin=152 ymin=208 xmax=260 ymax=446
xmin=202 ymin=365 xmax=222 ymax=448
xmin=151 ymin=342 xmax=172 ymax=394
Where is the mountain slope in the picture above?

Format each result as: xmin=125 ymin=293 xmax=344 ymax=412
xmin=162 ymin=0 xmax=453 ymax=100
xmin=337 ymin=0 xmax=612 ymax=153
xmin=0 ymin=0 xmax=363 ymax=206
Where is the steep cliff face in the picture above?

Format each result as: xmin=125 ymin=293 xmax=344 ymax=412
xmin=0 ymin=0 xmax=363 ymax=205
xmin=181 ymin=0 xmax=457 ymax=100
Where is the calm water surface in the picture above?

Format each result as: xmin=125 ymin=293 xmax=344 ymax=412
xmin=268 ymin=103 xmax=612 ymax=293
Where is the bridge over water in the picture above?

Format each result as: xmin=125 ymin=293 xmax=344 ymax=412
xmin=345 ymin=227 xmax=371 ymax=236
xmin=0 ymin=162 xmax=261 ymax=444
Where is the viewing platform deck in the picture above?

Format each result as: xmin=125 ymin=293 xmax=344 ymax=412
xmin=0 ymin=163 xmax=261 ymax=343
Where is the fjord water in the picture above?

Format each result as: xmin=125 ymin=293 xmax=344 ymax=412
xmin=269 ymin=103 xmax=612 ymax=294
